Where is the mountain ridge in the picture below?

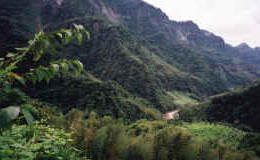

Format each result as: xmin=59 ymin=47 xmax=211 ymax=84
xmin=1 ymin=0 xmax=260 ymax=112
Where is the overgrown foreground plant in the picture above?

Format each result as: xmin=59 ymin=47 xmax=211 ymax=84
xmin=55 ymin=109 xmax=260 ymax=160
xmin=0 ymin=24 xmax=88 ymax=130
xmin=0 ymin=123 xmax=87 ymax=160
xmin=0 ymin=24 xmax=89 ymax=159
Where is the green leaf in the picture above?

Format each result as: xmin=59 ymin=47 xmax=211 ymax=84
xmin=62 ymin=29 xmax=73 ymax=44
xmin=60 ymin=62 xmax=69 ymax=73
xmin=43 ymin=70 xmax=53 ymax=83
xmin=50 ymin=64 xmax=60 ymax=73
xmin=73 ymin=60 xmax=84 ymax=73
xmin=33 ymin=51 xmax=42 ymax=62
xmin=43 ymin=39 xmax=51 ymax=49
xmin=85 ymin=31 xmax=90 ymax=40
xmin=6 ymin=53 xmax=16 ymax=58
xmin=2 ymin=25 xmax=89 ymax=86
xmin=28 ymin=40 xmax=35 ymax=45
xmin=35 ymin=67 xmax=45 ymax=82
xmin=22 ymin=104 xmax=38 ymax=115
xmin=57 ymin=33 xmax=63 ymax=39
xmin=30 ymin=73 xmax=37 ymax=85
xmin=0 ymin=136 xmax=15 ymax=143
xmin=20 ymin=151 xmax=35 ymax=159
xmin=73 ymin=24 xmax=84 ymax=31
xmin=0 ymin=111 xmax=12 ymax=130
xmin=21 ymin=108 xmax=34 ymax=126
xmin=76 ymin=33 xmax=83 ymax=44
xmin=63 ymin=30 xmax=73 ymax=37
xmin=15 ymin=47 xmax=29 ymax=51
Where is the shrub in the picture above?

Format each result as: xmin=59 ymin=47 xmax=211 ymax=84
xmin=0 ymin=123 xmax=86 ymax=160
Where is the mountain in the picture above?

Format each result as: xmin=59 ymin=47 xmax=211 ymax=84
xmin=236 ymin=43 xmax=253 ymax=53
xmin=24 ymin=74 xmax=162 ymax=122
xmin=190 ymin=81 xmax=260 ymax=131
xmin=2 ymin=1 xmax=260 ymax=159
xmin=235 ymin=43 xmax=260 ymax=66
xmin=76 ymin=0 xmax=260 ymax=85
xmin=1 ymin=0 xmax=260 ymax=113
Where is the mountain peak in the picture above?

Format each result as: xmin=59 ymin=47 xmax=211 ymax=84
xmin=236 ymin=43 xmax=253 ymax=53
xmin=237 ymin=43 xmax=251 ymax=49
xmin=177 ymin=20 xmax=200 ymax=31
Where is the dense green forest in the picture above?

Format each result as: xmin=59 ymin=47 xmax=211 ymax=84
xmin=1 ymin=24 xmax=260 ymax=160
xmin=180 ymin=82 xmax=260 ymax=132
xmin=1 ymin=0 xmax=260 ymax=159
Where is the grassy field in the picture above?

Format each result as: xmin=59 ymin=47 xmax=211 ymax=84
xmin=178 ymin=122 xmax=247 ymax=148
xmin=167 ymin=91 xmax=199 ymax=107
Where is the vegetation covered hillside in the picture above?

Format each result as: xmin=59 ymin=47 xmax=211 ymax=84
xmin=2 ymin=0 xmax=260 ymax=114
xmin=189 ymin=82 xmax=260 ymax=132
xmin=26 ymin=74 xmax=162 ymax=122
xmin=1 ymin=1 xmax=260 ymax=159
xmin=54 ymin=0 xmax=260 ymax=88
xmin=54 ymin=19 xmax=224 ymax=110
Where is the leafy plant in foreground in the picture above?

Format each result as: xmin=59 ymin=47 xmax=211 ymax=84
xmin=0 ymin=123 xmax=87 ymax=160
xmin=0 ymin=24 xmax=89 ymax=131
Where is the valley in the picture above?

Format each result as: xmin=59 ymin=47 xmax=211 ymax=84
xmin=0 ymin=0 xmax=260 ymax=159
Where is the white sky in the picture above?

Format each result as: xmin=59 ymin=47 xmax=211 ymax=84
xmin=143 ymin=0 xmax=260 ymax=47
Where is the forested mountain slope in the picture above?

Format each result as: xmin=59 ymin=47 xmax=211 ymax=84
xmin=2 ymin=1 xmax=260 ymax=159
xmin=55 ymin=0 xmax=260 ymax=86
xmin=24 ymin=74 xmax=162 ymax=122
xmin=1 ymin=0 xmax=260 ymax=112
xmin=200 ymin=82 xmax=260 ymax=131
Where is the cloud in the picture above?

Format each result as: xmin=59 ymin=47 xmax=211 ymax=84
xmin=143 ymin=0 xmax=260 ymax=47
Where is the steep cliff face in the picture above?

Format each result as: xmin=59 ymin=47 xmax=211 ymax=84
xmin=95 ymin=0 xmax=226 ymax=51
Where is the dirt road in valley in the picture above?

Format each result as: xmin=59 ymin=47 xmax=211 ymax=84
xmin=163 ymin=110 xmax=180 ymax=120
